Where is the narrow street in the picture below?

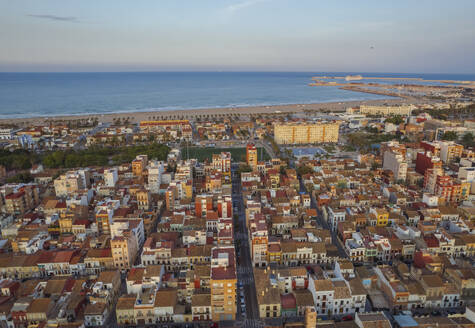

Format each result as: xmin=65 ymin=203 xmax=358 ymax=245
xmin=298 ymin=174 xmax=348 ymax=259
xmin=231 ymin=165 xmax=263 ymax=328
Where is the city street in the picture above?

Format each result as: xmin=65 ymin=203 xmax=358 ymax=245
xmin=231 ymin=165 xmax=264 ymax=328
xmin=298 ymin=174 xmax=348 ymax=259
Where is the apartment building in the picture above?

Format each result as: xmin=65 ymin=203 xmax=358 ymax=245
xmin=212 ymin=152 xmax=231 ymax=182
xmin=359 ymin=104 xmax=415 ymax=116
xmin=416 ymin=152 xmax=442 ymax=175
xmin=54 ymin=170 xmax=90 ymax=197
xmin=274 ymin=122 xmax=340 ymax=144
xmin=210 ymin=247 xmax=237 ymax=321
xmin=249 ymin=218 xmax=269 ymax=267
xmin=104 ymin=168 xmax=118 ymax=187
xmin=383 ymin=150 xmax=408 ymax=182
xmin=147 ymin=161 xmax=165 ymax=194
xmin=3 ymin=184 xmax=40 ymax=215
xmin=111 ymin=234 xmax=138 ymax=269
xmin=132 ymin=155 xmax=148 ymax=176
xmin=246 ymin=143 xmax=258 ymax=169
xmin=440 ymin=141 xmax=464 ymax=164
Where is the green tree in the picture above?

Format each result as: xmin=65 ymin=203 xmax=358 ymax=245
xmin=237 ymin=164 xmax=252 ymax=176
xmin=441 ymin=131 xmax=458 ymax=141
xmin=385 ymin=115 xmax=404 ymax=125
xmin=7 ymin=172 xmax=33 ymax=183
xmin=462 ymin=132 xmax=475 ymax=148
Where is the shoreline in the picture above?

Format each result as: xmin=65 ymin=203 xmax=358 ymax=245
xmin=0 ymin=97 xmax=416 ymax=126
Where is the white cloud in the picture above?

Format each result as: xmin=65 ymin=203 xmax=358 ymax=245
xmin=225 ymin=0 xmax=269 ymax=13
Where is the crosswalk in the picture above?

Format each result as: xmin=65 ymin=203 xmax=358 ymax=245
xmin=237 ymin=267 xmax=253 ymax=274
xmin=239 ymin=276 xmax=254 ymax=284
xmin=238 ymin=319 xmax=264 ymax=328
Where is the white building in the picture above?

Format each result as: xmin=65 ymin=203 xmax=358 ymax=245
xmin=147 ymin=161 xmax=165 ymax=193
xmin=84 ymin=303 xmax=109 ymax=327
xmin=327 ymin=206 xmax=346 ymax=232
xmin=422 ymin=193 xmax=439 ymax=207
xmin=383 ymin=151 xmax=407 ymax=181
xmin=104 ymin=168 xmax=118 ymax=187
xmin=459 ymin=167 xmax=475 ymax=182
xmin=308 ymin=278 xmax=335 ymax=316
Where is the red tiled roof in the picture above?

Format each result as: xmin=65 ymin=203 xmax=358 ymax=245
xmin=211 ymin=267 xmax=236 ymax=280
xmin=5 ymin=191 xmax=24 ymax=199
xmin=281 ymin=293 xmax=296 ymax=309
xmin=424 ymin=236 xmax=439 ymax=248
xmin=53 ymin=250 xmax=76 ymax=263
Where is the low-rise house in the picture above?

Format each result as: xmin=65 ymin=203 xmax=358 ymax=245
xmin=84 ymin=302 xmax=109 ymax=327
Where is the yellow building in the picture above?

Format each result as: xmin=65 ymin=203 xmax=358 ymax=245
xmin=136 ymin=189 xmax=151 ymax=210
xmin=268 ymin=243 xmax=282 ymax=264
xmin=440 ymin=141 xmax=464 ymax=164
xmin=371 ymin=208 xmax=389 ymax=227
xmin=247 ymin=143 xmax=258 ymax=169
xmin=96 ymin=210 xmax=112 ymax=235
xmin=132 ymin=155 xmax=148 ymax=176
xmin=59 ymin=216 xmax=73 ymax=235
xmin=269 ymin=171 xmax=280 ymax=188
xmin=206 ymin=173 xmax=222 ymax=193
xmin=183 ymin=180 xmax=193 ymax=199
xmin=305 ymin=308 xmax=317 ymax=328
xmin=359 ymin=104 xmax=415 ymax=116
xmin=111 ymin=234 xmax=137 ymax=269
xmin=254 ymin=267 xmax=281 ymax=319
xmin=274 ymin=122 xmax=340 ymax=144
xmin=116 ymin=295 xmax=137 ymax=325
xmin=0 ymin=254 xmax=39 ymax=279
xmin=26 ymin=298 xmax=53 ymax=325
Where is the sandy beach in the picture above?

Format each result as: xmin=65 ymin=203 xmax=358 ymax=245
xmin=0 ymin=97 xmax=416 ymax=126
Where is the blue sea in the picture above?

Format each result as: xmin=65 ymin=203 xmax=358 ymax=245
xmin=0 ymin=71 xmax=474 ymax=119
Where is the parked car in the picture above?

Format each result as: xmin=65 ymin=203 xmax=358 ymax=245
xmin=342 ymin=315 xmax=353 ymax=321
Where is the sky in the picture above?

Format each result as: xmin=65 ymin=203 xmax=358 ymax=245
xmin=0 ymin=0 xmax=474 ymax=73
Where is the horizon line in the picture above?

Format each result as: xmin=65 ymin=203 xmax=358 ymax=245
xmin=1 ymin=70 xmax=475 ymax=75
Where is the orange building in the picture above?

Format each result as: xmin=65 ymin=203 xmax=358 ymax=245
xmin=95 ymin=210 xmax=112 ymax=235
xmin=246 ymin=143 xmax=258 ymax=169
xmin=195 ymin=195 xmax=213 ymax=218
xmin=210 ymin=247 xmax=237 ymax=321
xmin=165 ymin=186 xmax=176 ymax=211
xmin=132 ymin=155 xmax=148 ymax=176
xmin=435 ymin=176 xmax=461 ymax=204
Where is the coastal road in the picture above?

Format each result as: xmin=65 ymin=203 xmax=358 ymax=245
xmin=254 ymin=140 xmax=276 ymax=159
xmin=231 ymin=165 xmax=261 ymax=327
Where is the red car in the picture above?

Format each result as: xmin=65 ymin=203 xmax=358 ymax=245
xmin=342 ymin=315 xmax=353 ymax=321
